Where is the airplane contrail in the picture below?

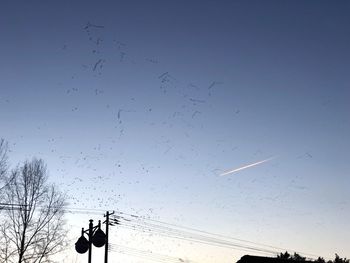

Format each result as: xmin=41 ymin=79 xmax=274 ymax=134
xmin=220 ymin=156 xmax=276 ymax=176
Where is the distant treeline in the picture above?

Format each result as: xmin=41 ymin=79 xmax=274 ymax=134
xmin=277 ymin=252 xmax=349 ymax=263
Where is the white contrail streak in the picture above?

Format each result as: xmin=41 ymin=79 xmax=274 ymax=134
xmin=220 ymin=157 xmax=276 ymax=176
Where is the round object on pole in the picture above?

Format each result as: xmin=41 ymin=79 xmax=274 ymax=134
xmin=92 ymin=228 xmax=106 ymax=247
xmin=75 ymin=235 xmax=89 ymax=254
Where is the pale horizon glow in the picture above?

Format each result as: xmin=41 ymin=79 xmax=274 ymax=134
xmin=220 ymin=157 xmax=276 ymax=176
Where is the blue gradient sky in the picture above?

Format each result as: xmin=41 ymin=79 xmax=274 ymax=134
xmin=1 ymin=1 xmax=349 ymax=262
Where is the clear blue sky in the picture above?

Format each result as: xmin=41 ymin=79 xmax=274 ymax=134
xmin=0 ymin=1 xmax=349 ymax=262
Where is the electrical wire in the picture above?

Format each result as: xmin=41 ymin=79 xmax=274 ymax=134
xmin=111 ymin=211 xmax=322 ymax=259
xmin=0 ymin=204 xmax=329 ymax=260
xmin=116 ymin=223 xmax=276 ymax=257
xmin=109 ymin=243 xmax=195 ymax=263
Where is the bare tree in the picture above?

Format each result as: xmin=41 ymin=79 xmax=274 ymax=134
xmin=0 ymin=138 xmax=8 ymax=184
xmin=0 ymin=158 xmax=67 ymax=263
xmin=0 ymin=138 xmax=10 ymax=210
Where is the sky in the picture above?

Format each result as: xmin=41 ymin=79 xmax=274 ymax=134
xmin=0 ymin=1 xmax=349 ymax=262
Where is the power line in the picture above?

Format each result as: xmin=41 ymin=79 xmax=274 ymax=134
xmin=114 ymin=217 xmax=278 ymax=254
xmin=111 ymin=211 xmax=323 ymax=260
xmin=109 ymin=243 xmax=196 ymax=263
xmin=116 ymin=223 xmax=277 ymax=257
xmin=0 ymin=204 xmax=330 ymax=260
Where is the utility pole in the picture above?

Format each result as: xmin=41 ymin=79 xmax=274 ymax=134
xmin=76 ymin=211 xmax=117 ymax=263
xmin=88 ymin=220 xmax=93 ymax=263
xmin=104 ymin=211 xmax=115 ymax=263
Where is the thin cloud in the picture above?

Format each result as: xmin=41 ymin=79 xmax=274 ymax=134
xmin=220 ymin=156 xmax=276 ymax=176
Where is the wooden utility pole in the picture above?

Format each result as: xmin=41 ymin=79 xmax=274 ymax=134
xmin=104 ymin=211 xmax=115 ymax=263
xmin=88 ymin=220 xmax=93 ymax=263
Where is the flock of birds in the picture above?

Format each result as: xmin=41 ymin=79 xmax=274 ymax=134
xmin=0 ymin=21 xmax=317 ymax=221
xmin=0 ymin=21 xmax=323 ymax=263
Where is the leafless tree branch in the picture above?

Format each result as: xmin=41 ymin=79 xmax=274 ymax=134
xmin=0 ymin=158 xmax=67 ymax=263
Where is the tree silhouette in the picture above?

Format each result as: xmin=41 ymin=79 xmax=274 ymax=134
xmin=292 ymin=253 xmax=306 ymax=261
xmin=0 ymin=158 xmax=67 ymax=263
xmin=277 ymin=252 xmax=291 ymax=260
xmin=333 ymin=254 xmax=349 ymax=263
xmin=0 ymin=139 xmax=8 ymax=190
xmin=315 ymin=257 xmax=326 ymax=263
xmin=277 ymin=252 xmax=348 ymax=263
